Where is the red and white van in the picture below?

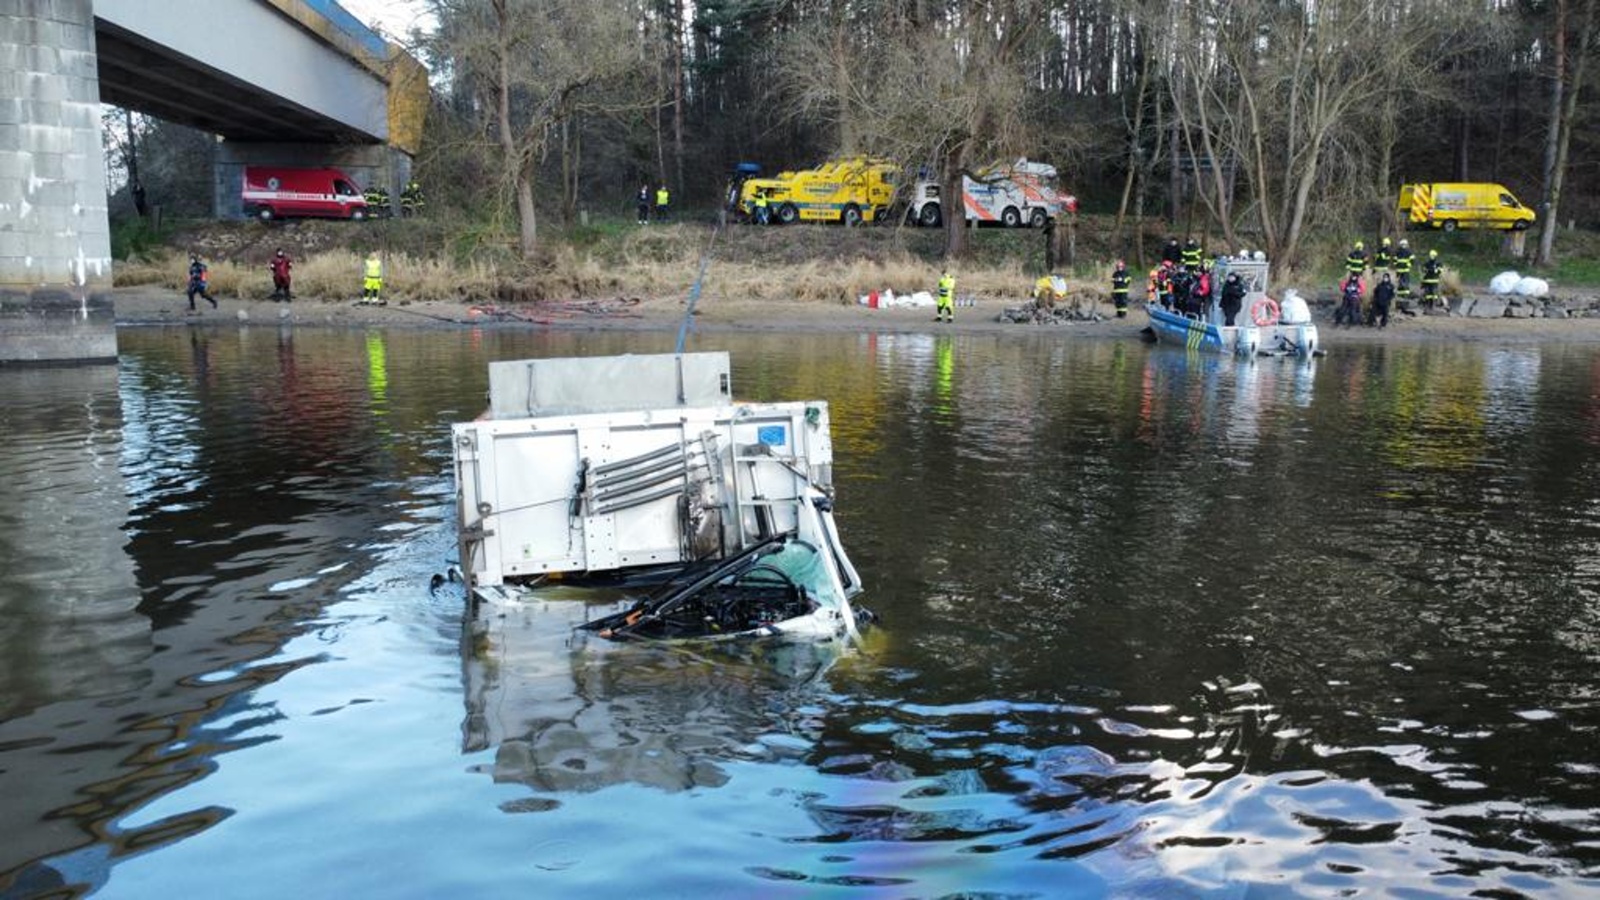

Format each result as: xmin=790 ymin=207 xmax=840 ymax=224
xmin=242 ymin=166 xmax=370 ymax=221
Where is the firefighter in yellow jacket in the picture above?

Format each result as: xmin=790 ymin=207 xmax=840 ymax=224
xmin=360 ymin=251 xmax=385 ymax=306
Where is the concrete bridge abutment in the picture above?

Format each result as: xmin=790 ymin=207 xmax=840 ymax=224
xmin=0 ymin=0 xmax=116 ymax=365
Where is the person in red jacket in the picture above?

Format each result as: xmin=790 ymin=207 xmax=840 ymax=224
xmin=268 ymin=248 xmax=293 ymax=302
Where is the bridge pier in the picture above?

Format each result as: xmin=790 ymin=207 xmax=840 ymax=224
xmin=0 ymin=0 xmax=116 ymax=365
xmin=213 ymin=142 xmax=413 ymax=220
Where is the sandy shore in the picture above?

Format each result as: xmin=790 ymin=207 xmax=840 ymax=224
xmin=109 ymin=285 xmax=1600 ymax=345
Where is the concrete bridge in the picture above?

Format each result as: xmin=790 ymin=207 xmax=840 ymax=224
xmin=0 ymin=0 xmax=428 ymax=364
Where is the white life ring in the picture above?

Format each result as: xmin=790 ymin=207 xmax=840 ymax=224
xmin=1251 ymin=297 xmax=1280 ymax=327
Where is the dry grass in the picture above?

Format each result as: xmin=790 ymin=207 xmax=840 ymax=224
xmin=120 ymin=217 xmax=1493 ymax=307
xmin=116 ymin=248 xmax=500 ymax=302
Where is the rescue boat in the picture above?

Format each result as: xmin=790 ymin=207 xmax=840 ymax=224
xmin=1144 ymin=257 xmax=1321 ymax=358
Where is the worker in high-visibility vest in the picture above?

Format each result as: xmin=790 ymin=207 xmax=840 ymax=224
xmin=936 ymin=270 xmax=955 ymax=323
xmin=1110 ymin=259 xmax=1131 ymax=318
xmin=654 ymin=185 xmax=670 ymax=222
xmin=361 ymin=251 xmax=385 ymax=306
xmin=1392 ymin=239 xmax=1415 ymax=302
xmin=753 ymin=191 xmax=770 ymax=225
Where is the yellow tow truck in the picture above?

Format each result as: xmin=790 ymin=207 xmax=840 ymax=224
xmin=738 ymin=157 xmax=898 ymax=226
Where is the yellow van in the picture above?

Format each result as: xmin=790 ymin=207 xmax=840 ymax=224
xmin=1398 ymin=183 xmax=1535 ymax=232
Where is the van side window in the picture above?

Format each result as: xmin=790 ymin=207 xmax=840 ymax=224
xmin=1500 ymin=193 xmax=1519 ymax=208
xmin=335 ymin=180 xmax=356 ymax=196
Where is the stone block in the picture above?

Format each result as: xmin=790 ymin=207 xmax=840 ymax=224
xmin=49 ymin=0 xmax=90 ymax=27
xmin=0 ymin=98 xmax=21 ymax=126
xmin=1469 ymin=297 xmax=1507 ymax=318
xmin=1505 ymin=302 xmax=1533 ymax=318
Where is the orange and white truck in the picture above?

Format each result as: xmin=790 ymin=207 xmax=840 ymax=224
xmin=907 ymin=159 xmax=1076 ymax=228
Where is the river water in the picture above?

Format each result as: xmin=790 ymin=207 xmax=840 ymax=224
xmin=1 ymin=325 xmax=1597 ymax=898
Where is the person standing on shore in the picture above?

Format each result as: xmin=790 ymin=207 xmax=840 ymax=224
xmin=1369 ymin=272 xmax=1394 ymax=328
xmin=935 ymin=269 xmax=955 ymax=323
xmin=361 ymin=251 xmax=385 ymax=306
xmin=1344 ymin=240 xmax=1368 ymax=281
xmin=1110 ymin=260 xmax=1130 ymax=318
xmin=654 ymin=185 xmax=670 ymax=223
xmin=186 ymin=253 xmax=216 ymax=312
xmin=1373 ymin=237 xmax=1394 ymax=275
xmin=269 ymin=248 xmax=293 ymax=302
xmin=636 ymin=184 xmax=650 ymax=224
xmin=1393 ymin=238 xmax=1415 ymax=305
xmin=1421 ymin=249 xmax=1445 ymax=312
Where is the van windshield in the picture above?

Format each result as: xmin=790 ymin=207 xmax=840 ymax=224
xmin=335 ymin=181 xmax=356 ymax=196
xmin=1501 ymin=193 xmax=1520 ymax=208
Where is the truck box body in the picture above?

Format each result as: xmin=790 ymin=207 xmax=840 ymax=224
xmin=242 ymin=166 xmax=370 ymax=222
xmin=1398 ymin=182 xmax=1534 ymax=232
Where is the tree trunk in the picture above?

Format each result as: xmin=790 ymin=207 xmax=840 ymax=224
xmin=1538 ymin=0 xmax=1570 ymax=266
xmin=123 ymin=108 xmax=147 ymax=218
xmin=671 ymin=0 xmax=685 ymax=202
xmin=516 ymin=171 xmax=537 ymax=257
xmin=1114 ymin=40 xmax=1151 ymax=246
xmin=1540 ymin=0 xmax=1595 ymax=266
xmin=942 ymin=142 xmax=968 ymax=259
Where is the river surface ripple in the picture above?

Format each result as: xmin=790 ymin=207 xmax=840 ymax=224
xmin=1 ymin=327 xmax=1597 ymax=898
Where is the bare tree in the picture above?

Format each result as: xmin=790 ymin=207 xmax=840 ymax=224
xmin=1537 ymin=0 xmax=1598 ymax=265
xmin=429 ymin=0 xmax=651 ymax=257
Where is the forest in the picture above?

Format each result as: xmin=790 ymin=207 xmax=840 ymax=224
xmin=109 ymin=0 xmax=1600 ymax=274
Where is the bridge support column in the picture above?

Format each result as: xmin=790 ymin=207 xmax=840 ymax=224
xmin=213 ymin=143 xmax=412 ymax=220
xmin=0 ymin=0 xmax=115 ymax=365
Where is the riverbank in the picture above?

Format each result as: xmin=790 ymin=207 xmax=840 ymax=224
xmin=111 ymin=284 xmax=1600 ymax=344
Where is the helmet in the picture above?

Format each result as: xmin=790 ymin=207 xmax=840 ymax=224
xmin=1381 ymin=237 xmax=1392 ymax=246
xmin=1253 ymin=250 xmax=1265 ymax=261
xmin=1429 ymin=249 xmax=1438 ymax=259
xmin=1201 ymin=258 xmax=1213 ymax=270
xmin=1354 ymin=240 xmax=1364 ymax=250
xmin=1399 ymin=239 xmax=1409 ymax=247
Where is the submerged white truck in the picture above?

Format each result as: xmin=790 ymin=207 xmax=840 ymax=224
xmin=907 ymin=158 xmax=1076 ymax=228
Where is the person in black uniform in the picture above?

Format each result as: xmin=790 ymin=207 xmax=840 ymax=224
xmin=1110 ymin=259 xmax=1131 ymax=318
xmin=1219 ymin=271 xmax=1245 ymax=326
xmin=1369 ymin=272 xmax=1394 ymax=328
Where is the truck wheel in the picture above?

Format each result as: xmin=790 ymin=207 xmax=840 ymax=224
xmin=1441 ymin=220 xmax=1458 ymax=233
xmin=842 ymin=204 xmax=863 ymax=227
xmin=350 ymin=208 xmax=367 ymax=222
xmin=256 ymin=206 xmax=275 ymax=222
xmin=1001 ymin=206 xmax=1022 ymax=228
xmin=1512 ymin=220 xmax=1529 ymax=231
xmin=1029 ymin=208 xmax=1048 ymax=229
xmin=919 ymin=203 xmax=942 ymax=228
xmin=777 ymin=203 xmax=799 ymax=225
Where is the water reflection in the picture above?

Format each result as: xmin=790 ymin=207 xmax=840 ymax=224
xmin=2 ymin=329 xmax=1599 ymax=897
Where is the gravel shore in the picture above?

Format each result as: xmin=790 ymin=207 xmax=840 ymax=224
xmin=110 ymin=285 xmax=1600 ymax=345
